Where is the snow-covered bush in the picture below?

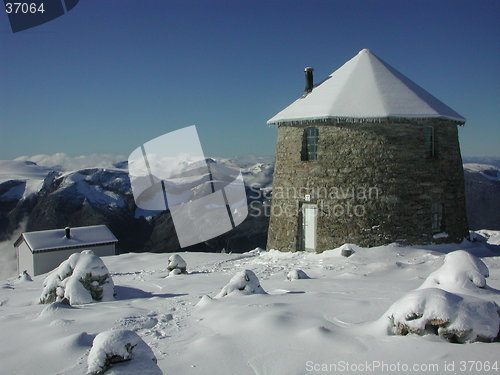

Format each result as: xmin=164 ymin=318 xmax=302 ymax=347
xmin=385 ymin=288 xmax=500 ymax=343
xmin=39 ymin=250 xmax=114 ymax=305
xmin=167 ymin=254 xmax=187 ymax=275
xmin=216 ymin=269 xmax=266 ymax=298
xmin=286 ymin=269 xmax=310 ymax=280
xmin=419 ymin=250 xmax=490 ymax=292
xmin=87 ymin=329 xmax=161 ymax=375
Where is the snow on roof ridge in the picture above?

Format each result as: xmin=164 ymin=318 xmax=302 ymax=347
xmin=368 ymin=50 xmax=463 ymax=121
xmin=267 ymin=48 xmax=465 ymax=125
xmin=17 ymin=225 xmax=118 ymax=252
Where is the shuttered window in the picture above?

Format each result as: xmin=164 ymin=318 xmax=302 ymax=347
xmin=431 ymin=202 xmax=444 ymax=233
xmin=301 ymin=127 xmax=319 ymax=161
xmin=423 ymin=126 xmax=435 ymax=158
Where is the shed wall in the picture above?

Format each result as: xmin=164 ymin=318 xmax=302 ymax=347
xmin=17 ymin=242 xmax=34 ymax=276
xmin=32 ymin=244 xmax=116 ymax=276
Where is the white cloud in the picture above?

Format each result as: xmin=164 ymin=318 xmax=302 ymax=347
xmin=14 ymin=153 xmax=126 ymax=171
xmin=0 ymin=221 xmax=27 ymax=280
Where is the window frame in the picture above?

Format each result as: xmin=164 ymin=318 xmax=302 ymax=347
xmin=431 ymin=202 xmax=444 ymax=234
xmin=301 ymin=127 xmax=319 ymax=161
xmin=423 ymin=125 xmax=435 ymax=159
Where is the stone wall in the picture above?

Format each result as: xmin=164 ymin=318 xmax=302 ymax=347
xmin=267 ymin=119 xmax=468 ymax=252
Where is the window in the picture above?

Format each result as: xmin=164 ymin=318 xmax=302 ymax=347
xmin=431 ymin=202 xmax=444 ymax=234
xmin=423 ymin=126 xmax=435 ymax=158
xmin=301 ymin=127 xmax=319 ymax=161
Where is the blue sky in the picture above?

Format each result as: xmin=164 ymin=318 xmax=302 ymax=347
xmin=0 ymin=0 xmax=499 ymax=159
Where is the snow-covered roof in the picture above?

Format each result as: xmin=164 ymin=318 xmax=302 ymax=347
xmin=267 ymin=49 xmax=465 ymax=125
xmin=15 ymin=225 xmax=118 ymax=253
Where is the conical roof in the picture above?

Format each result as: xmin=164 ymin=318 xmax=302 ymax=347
xmin=267 ymin=49 xmax=465 ymax=125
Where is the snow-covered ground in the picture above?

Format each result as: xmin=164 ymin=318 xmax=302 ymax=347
xmin=1 ymin=237 xmax=499 ymax=375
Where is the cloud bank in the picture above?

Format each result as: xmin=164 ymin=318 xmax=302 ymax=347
xmin=0 ymin=221 xmax=27 ymax=280
xmin=14 ymin=153 xmax=126 ymax=171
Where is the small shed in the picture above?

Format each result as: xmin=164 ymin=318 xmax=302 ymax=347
xmin=14 ymin=225 xmax=118 ymax=276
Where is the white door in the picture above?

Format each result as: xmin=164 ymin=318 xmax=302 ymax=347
xmin=302 ymin=204 xmax=317 ymax=252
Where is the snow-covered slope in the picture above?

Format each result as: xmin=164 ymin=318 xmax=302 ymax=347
xmin=464 ymin=163 xmax=500 ymax=230
xmin=0 ymin=160 xmax=53 ymax=199
xmin=464 ymin=163 xmax=500 ymax=182
xmin=1 ymin=238 xmax=498 ymax=375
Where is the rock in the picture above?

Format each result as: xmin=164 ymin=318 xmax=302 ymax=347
xmin=341 ymin=248 xmax=354 ymax=257
xmin=167 ymin=254 xmax=187 ymax=274
xmin=168 ymin=268 xmax=182 ymax=276
xmin=87 ymin=329 xmax=161 ymax=375
xmin=216 ymin=269 xmax=266 ymax=298
xmin=18 ymin=270 xmax=33 ymax=282
xmin=286 ymin=269 xmax=310 ymax=280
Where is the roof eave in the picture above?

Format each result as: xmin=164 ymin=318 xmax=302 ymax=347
xmin=267 ymin=115 xmax=465 ymax=126
xmin=13 ymin=234 xmax=26 ymax=248
xmin=31 ymin=239 xmax=119 ymax=253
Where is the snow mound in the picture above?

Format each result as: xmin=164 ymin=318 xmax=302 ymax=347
xmin=87 ymin=329 xmax=161 ymax=375
xmin=287 ymin=269 xmax=310 ymax=280
xmin=385 ymin=288 xmax=500 ymax=343
xmin=216 ymin=270 xmax=266 ymax=298
xmin=39 ymin=250 xmax=114 ymax=305
xmin=259 ymin=249 xmax=297 ymax=260
xmin=167 ymin=254 xmax=187 ymax=275
xmin=195 ymin=294 xmax=215 ymax=308
xmin=38 ymin=300 xmax=74 ymax=318
xmin=419 ymin=250 xmax=490 ymax=293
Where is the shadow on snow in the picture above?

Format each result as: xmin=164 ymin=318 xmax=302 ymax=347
xmin=114 ymin=285 xmax=187 ymax=300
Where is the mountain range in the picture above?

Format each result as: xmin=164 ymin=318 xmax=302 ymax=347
xmin=0 ymin=156 xmax=498 ymax=253
xmin=0 ymin=157 xmax=273 ymax=253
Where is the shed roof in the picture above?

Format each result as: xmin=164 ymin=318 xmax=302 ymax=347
xmin=14 ymin=225 xmax=118 ymax=253
xmin=267 ymin=49 xmax=465 ymax=125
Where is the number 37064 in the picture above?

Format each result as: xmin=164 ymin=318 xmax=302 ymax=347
xmin=5 ymin=2 xmax=45 ymax=14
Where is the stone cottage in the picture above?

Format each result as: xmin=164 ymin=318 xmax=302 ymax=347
xmin=267 ymin=48 xmax=468 ymax=252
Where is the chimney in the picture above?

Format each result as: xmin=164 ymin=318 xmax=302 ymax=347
xmin=65 ymin=227 xmax=71 ymax=239
xmin=304 ymin=67 xmax=314 ymax=95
